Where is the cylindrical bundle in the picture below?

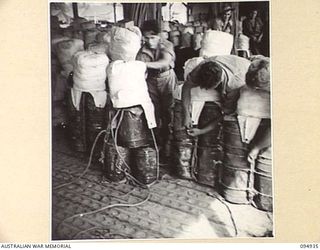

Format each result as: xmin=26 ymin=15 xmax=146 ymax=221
xmin=197 ymin=102 xmax=223 ymax=147
xmin=84 ymin=30 xmax=100 ymax=49
xmin=72 ymin=50 xmax=109 ymax=91
xmin=172 ymin=100 xmax=193 ymax=141
xmin=219 ymin=120 xmax=252 ymax=204
xmin=200 ymin=30 xmax=233 ymax=57
xmin=103 ymin=137 xmax=131 ymax=182
xmin=132 ymin=146 xmax=157 ymax=185
xmin=66 ymin=89 xmax=87 ymax=152
xmin=195 ymin=146 xmax=223 ymax=187
xmin=253 ymin=147 xmax=273 ymax=211
xmin=84 ymin=92 xmax=108 ymax=161
xmin=116 ymin=106 xmax=153 ymax=148
xmin=172 ymin=139 xmax=195 ymax=180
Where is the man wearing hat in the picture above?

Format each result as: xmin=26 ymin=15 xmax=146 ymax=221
xmin=220 ymin=5 xmax=235 ymax=35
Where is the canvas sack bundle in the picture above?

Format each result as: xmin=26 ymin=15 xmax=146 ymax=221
xmin=108 ymin=26 xmax=142 ymax=61
xmin=200 ymin=30 xmax=233 ymax=57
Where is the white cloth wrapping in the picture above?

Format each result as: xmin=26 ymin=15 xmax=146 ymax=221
xmin=237 ymin=116 xmax=262 ymax=144
xmin=237 ymin=85 xmax=271 ymax=143
xmin=237 ymin=85 xmax=270 ymax=119
xmin=72 ymin=50 xmax=109 ymax=91
xmin=236 ymin=34 xmax=250 ymax=50
xmin=190 ymin=87 xmax=221 ymax=125
xmin=70 ymin=88 xmax=107 ymax=111
xmin=107 ymin=60 xmax=156 ymax=129
xmin=200 ymin=30 xmax=233 ymax=57
xmin=108 ymin=26 xmax=142 ymax=61
xmin=56 ymin=39 xmax=84 ymax=77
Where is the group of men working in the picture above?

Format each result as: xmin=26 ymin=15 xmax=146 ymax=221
xmin=136 ymin=19 xmax=270 ymax=165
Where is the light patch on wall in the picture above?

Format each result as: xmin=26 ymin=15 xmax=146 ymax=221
xmin=77 ymin=3 xmax=124 ymax=23
xmin=162 ymin=3 xmax=188 ymax=24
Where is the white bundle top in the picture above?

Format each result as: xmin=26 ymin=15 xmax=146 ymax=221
xmin=237 ymin=85 xmax=271 ymax=144
xmin=108 ymin=26 xmax=142 ymax=61
xmin=236 ymin=34 xmax=250 ymax=50
xmin=72 ymin=50 xmax=109 ymax=91
xmin=237 ymin=85 xmax=270 ymax=119
xmin=56 ymin=39 xmax=84 ymax=77
xmin=107 ymin=60 xmax=156 ymax=129
xmin=200 ymin=30 xmax=233 ymax=57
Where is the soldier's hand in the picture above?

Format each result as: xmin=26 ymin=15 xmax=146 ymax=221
xmin=183 ymin=115 xmax=193 ymax=129
xmin=248 ymin=147 xmax=260 ymax=164
xmin=187 ymin=128 xmax=202 ymax=137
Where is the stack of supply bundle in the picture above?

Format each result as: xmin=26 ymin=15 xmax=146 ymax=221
xmin=67 ymin=50 xmax=110 ymax=159
xmin=106 ymin=60 xmax=157 ymax=185
xmin=237 ymin=56 xmax=272 ymax=211
xmin=173 ymin=57 xmax=223 ymax=184
xmin=219 ymin=56 xmax=272 ymax=210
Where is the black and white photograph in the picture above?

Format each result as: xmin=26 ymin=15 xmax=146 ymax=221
xmin=50 ymin=1 xmax=272 ymax=240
